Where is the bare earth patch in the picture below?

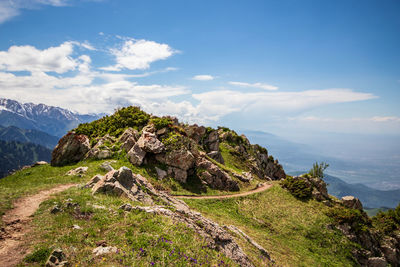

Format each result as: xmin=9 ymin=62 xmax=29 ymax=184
xmin=0 ymin=184 xmax=76 ymax=267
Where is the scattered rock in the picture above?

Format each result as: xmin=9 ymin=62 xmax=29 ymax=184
xmin=155 ymin=167 xmax=167 ymax=180
xmin=341 ymin=196 xmax=363 ymax=210
xmin=156 ymin=127 xmax=168 ymax=136
xmin=51 ymin=132 xmax=90 ymax=166
xmin=136 ymin=131 xmax=165 ymax=153
xmin=50 ymin=205 xmax=62 ymax=214
xmin=45 ymin=249 xmax=68 ymax=267
xmin=73 ymin=224 xmax=81 ymax=230
xmin=66 ymin=166 xmax=88 ymax=176
xmin=95 ymin=240 xmax=108 ymax=247
xmin=32 ymin=161 xmax=48 ymax=167
xmin=232 ymin=172 xmax=253 ymax=182
xmin=92 ymin=246 xmax=118 ymax=256
xmin=119 ymin=203 xmax=133 ymax=211
xmin=119 ymin=128 xmax=139 ymax=143
xmin=99 ymin=162 xmax=114 ymax=172
xmin=85 ymin=174 xmax=103 ymax=188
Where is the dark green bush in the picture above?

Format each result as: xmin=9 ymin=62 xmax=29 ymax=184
xmin=74 ymin=106 xmax=150 ymax=140
xmin=327 ymin=207 xmax=371 ymax=233
xmin=150 ymin=117 xmax=174 ymax=130
xmin=372 ymin=203 xmax=400 ymax=235
xmin=24 ymin=247 xmax=52 ymax=263
xmin=281 ymin=177 xmax=312 ymax=200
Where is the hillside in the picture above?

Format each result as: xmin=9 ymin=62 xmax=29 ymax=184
xmin=0 ymin=106 xmax=399 ymax=266
xmin=0 ymin=140 xmax=51 ymax=178
xmin=325 ymin=174 xmax=400 ymax=209
xmin=0 ymin=125 xmax=59 ymax=149
xmin=0 ymin=98 xmax=100 ymax=137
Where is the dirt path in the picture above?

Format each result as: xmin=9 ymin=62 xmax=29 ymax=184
xmin=0 ymin=184 xmax=76 ymax=267
xmin=174 ymin=183 xmax=273 ymax=199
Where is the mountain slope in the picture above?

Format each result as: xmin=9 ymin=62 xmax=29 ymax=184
xmin=325 ymin=174 xmax=400 ymax=209
xmin=0 ymin=98 xmax=100 ymax=137
xmin=0 ymin=140 xmax=51 ymax=178
xmin=0 ymin=125 xmax=59 ymax=149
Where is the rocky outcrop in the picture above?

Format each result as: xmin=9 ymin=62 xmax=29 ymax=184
xmin=51 ymin=132 xmax=90 ymax=166
xmin=127 ymin=143 xmax=146 ymax=166
xmin=87 ymin=167 xmax=154 ymax=204
xmin=137 ymin=131 xmax=165 ymax=153
xmin=66 ymin=166 xmax=88 ymax=176
xmin=196 ymin=157 xmax=239 ymax=191
xmin=87 ymin=166 xmax=260 ymax=266
xmin=85 ymin=134 xmax=115 ymax=160
xmin=341 ymin=196 xmax=363 ymax=210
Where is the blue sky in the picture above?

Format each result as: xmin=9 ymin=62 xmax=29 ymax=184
xmin=0 ymin=0 xmax=399 ymax=139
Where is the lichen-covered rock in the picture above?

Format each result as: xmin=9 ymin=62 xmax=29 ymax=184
xmin=184 ymin=124 xmax=206 ymax=143
xmin=342 ymin=196 xmax=363 ymax=210
xmin=89 ymin=167 xmax=154 ymax=204
xmin=137 ymin=131 xmax=165 ymax=153
xmin=51 ymin=132 xmax=90 ymax=166
xmin=66 ymin=166 xmax=88 ymax=176
xmin=45 ymin=249 xmax=68 ymax=267
xmin=196 ymin=157 xmax=239 ymax=191
xmin=207 ymin=150 xmax=225 ymax=164
xmin=156 ymin=148 xmax=195 ymax=171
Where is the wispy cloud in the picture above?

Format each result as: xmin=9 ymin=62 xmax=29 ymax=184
xmin=229 ymin=81 xmax=278 ymax=91
xmin=192 ymin=75 xmax=214 ymax=81
xmin=0 ymin=0 xmax=70 ymax=23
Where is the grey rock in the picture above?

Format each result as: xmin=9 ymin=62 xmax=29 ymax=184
xmin=51 ymin=132 xmax=90 ymax=166
xmin=127 ymin=143 xmax=146 ymax=166
xmin=45 ymin=249 xmax=68 ymax=267
xmin=155 ymin=167 xmax=167 ymax=180
xmin=207 ymin=151 xmax=225 ymax=164
xmin=50 ymin=205 xmax=62 ymax=214
xmin=92 ymin=246 xmax=118 ymax=256
xmin=85 ymin=174 xmax=103 ymax=188
xmin=99 ymin=162 xmax=114 ymax=172
xmin=137 ymin=131 xmax=165 ymax=153
xmin=66 ymin=166 xmax=88 ymax=176
xmin=196 ymin=157 xmax=239 ymax=191
xmin=156 ymin=149 xmax=195 ymax=171
xmin=367 ymin=257 xmax=388 ymax=267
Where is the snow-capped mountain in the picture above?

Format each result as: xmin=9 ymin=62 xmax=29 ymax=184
xmin=0 ymin=98 xmax=101 ymax=137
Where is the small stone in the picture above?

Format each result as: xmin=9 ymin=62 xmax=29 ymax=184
xmin=119 ymin=203 xmax=133 ymax=211
xmin=99 ymin=162 xmax=114 ymax=172
xmin=155 ymin=167 xmax=167 ymax=180
xmin=50 ymin=205 xmax=62 ymax=214
xmin=66 ymin=166 xmax=88 ymax=176
xmin=92 ymin=246 xmax=118 ymax=256
xmin=73 ymin=224 xmax=81 ymax=230
xmin=45 ymin=249 xmax=67 ymax=267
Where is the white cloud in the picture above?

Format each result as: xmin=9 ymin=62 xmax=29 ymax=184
xmin=0 ymin=42 xmax=80 ymax=74
xmin=229 ymin=81 xmax=278 ymax=91
xmin=0 ymin=0 xmax=69 ymax=23
xmin=102 ymin=39 xmax=177 ymax=71
xmin=192 ymin=75 xmax=214 ymax=81
xmin=371 ymin=116 xmax=400 ymax=122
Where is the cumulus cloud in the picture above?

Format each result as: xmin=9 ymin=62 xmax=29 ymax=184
xmin=228 ymin=81 xmax=278 ymax=91
xmin=101 ymin=39 xmax=177 ymax=71
xmin=0 ymin=0 xmax=69 ymax=23
xmin=0 ymin=41 xmax=95 ymax=74
xmin=192 ymin=75 xmax=214 ymax=81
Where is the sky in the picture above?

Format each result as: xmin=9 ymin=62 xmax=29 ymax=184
xmin=0 ymin=0 xmax=399 ymax=141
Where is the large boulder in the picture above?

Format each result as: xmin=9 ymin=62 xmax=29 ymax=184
xmin=156 ymin=148 xmax=195 ymax=171
xmin=137 ymin=131 xmax=165 ymax=153
xmin=51 ymin=132 xmax=90 ymax=166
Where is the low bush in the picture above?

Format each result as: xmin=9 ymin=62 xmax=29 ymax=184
xmin=280 ymin=177 xmax=312 ymax=200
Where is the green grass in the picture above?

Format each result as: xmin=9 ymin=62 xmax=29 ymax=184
xmin=183 ymin=182 xmax=357 ymax=266
xmin=23 ymin=187 xmax=235 ymax=266
xmin=219 ymin=142 xmax=249 ymax=173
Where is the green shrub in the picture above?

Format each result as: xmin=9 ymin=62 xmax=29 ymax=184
xmin=24 ymin=247 xmax=52 ymax=263
xmin=281 ymin=177 xmax=312 ymax=200
xmin=327 ymin=207 xmax=371 ymax=233
xmin=74 ymin=106 xmax=150 ymax=140
xmin=308 ymin=162 xmax=329 ymax=179
xmin=372 ymin=203 xmax=400 ymax=235
xmin=150 ymin=117 xmax=174 ymax=130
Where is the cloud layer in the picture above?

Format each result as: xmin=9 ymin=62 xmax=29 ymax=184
xmin=0 ymin=40 xmax=379 ymax=129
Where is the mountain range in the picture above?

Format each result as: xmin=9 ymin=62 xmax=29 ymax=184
xmin=0 ymin=98 xmax=100 ymax=137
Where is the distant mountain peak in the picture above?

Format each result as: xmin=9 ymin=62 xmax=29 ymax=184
xmin=0 ymin=98 xmax=101 ymax=137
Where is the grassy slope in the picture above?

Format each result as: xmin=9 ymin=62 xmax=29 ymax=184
xmin=1 ymin=157 xmax=357 ymax=266
xmin=184 ymin=182 xmax=357 ymax=267
xmin=1 ymin=160 xmax=234 ymax=266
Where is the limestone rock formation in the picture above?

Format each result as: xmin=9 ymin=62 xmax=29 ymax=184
xmin=51 ymin=132 xmax=90 ymax=166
